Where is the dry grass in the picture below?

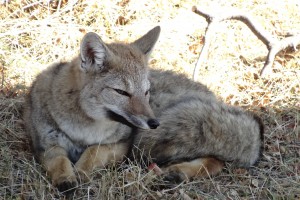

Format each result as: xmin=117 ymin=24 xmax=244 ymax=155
xmin=0 ymin=0 xmax=299 ymax=199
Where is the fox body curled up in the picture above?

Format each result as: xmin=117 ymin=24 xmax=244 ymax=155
xmin=24 ymin=26 xmax=263 ymax=193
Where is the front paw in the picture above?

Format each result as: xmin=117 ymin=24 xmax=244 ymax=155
xmin=53 ymin=174 xmax=78 ymax=194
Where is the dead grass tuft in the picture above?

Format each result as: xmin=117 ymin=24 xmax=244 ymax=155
xmin=0 ymin=0 xmax=299 ymax=199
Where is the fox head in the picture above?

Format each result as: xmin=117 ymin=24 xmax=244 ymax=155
xmin=78 ymin=26 xmax=161 ymax=129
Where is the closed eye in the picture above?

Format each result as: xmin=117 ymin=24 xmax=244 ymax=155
xmin=145 ymin=90 xmax=150 ymax=96
xmin=114 ymin=89 xmax=131 ymax=97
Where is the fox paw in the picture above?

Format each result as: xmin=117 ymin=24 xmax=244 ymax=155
xmin=162 ymin=171 xmax=187 ymax=184
xmin=53 ymin=175 xmax=78 ymax=194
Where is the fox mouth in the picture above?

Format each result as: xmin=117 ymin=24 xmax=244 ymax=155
xmin=125 ymin=115 xmax=159 ymax=129
xmin=106 ymin=107 xmax=159 ymax=130
xmin=127 ymin=115 xmax=150 ymax=129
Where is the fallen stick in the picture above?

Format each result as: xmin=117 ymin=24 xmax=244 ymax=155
xmin=192 ymin=5 xmax=300 ymax=80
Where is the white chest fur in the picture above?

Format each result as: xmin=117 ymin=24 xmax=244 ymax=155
xmin=58 ymin=118 xmax=129 ymax=146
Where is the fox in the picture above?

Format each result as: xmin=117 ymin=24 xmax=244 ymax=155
xmin=24 ymin=26 xmax=264 ymax=193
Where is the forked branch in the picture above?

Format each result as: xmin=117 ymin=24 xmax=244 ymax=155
xmin=192 ymin=5 xmax=300 ymax=80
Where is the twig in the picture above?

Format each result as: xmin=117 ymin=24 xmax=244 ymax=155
xmin=1 ymin=64 xmax=4 ymax=89
xmin=192 ymin=5 xmax=300 ymax=79
xmin=22 ymin=0 xmax=44 ymax=10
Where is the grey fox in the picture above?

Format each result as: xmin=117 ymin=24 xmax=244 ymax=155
xmin=24 ymin=26 xmax=263 ymax=192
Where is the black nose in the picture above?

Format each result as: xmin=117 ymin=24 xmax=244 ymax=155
xmin=147 ymin=119 xmax=160 ymax=129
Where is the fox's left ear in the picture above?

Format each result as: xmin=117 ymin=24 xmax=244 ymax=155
xmin=80 ymin=32 xmax=111 ymax=72
xmin=132 ymin=26 xmax=161 ymax=57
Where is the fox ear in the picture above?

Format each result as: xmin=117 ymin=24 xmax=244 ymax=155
xmin=132 ymin=26 xmax=161 ymax=57
xmin=80 ymin=32 xmax=109 ymax=72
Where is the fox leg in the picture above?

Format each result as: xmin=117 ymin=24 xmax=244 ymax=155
xmin=75 ymin=142 xmax=128 ymax=182
xmin=42 ymin=146 xmax=77 ymax=193
xmin=159 ymin=157 xmax=224 ymax=183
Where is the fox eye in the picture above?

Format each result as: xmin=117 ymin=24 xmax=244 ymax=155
xmin=145 ymin=90 xmax=150 ymax=96
xmin=114 ymin=89 xmax=131 ymax=97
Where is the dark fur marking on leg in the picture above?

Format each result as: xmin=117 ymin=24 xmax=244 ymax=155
xmin=56 ymin=180 xmax=77 ymax=195
xmin=163 ymin=171 xmax=186 ymax=184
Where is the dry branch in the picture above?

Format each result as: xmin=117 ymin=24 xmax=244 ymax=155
xmin=192 ymin=5 xmax=300 ymax=80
